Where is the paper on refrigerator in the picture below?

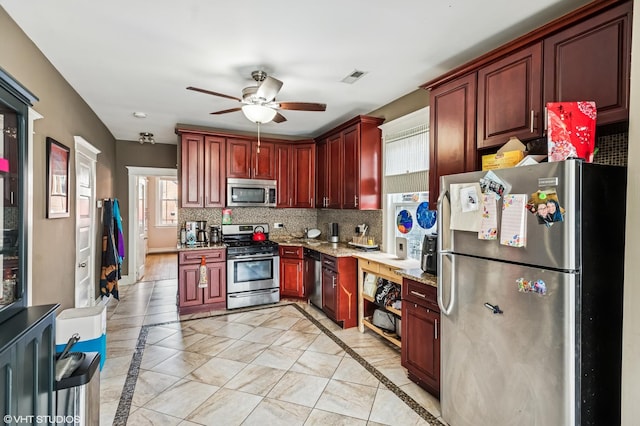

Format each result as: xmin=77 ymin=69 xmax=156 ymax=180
xmin=500 ymin=194 xmax=527 ymax=247
xmin=478 ymin=192 xmax=498 ymax=240
xmin=449 ymin=183 xmax=483 ymax=232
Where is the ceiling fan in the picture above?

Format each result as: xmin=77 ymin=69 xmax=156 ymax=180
xmin=187 ymin=70 xmax=326 ymax=124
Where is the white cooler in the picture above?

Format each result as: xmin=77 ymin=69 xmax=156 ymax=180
xmin=56 ymin=305 xmax=107 ymax=370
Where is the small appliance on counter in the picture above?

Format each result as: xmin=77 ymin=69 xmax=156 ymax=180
xmin=185 ymin=221 xmax=198 ymax=245
xmin=421 ymin=234 xmax=437 ymax=275
xmin=196 ymin=220 xmax=208 ymax=243
xmin=328 ymin=223 xmax=339 ymax=243
xmin=210 ymin=226 xmax=221 ymax=244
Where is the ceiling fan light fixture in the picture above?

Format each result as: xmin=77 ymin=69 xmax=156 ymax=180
xmin=242 ymin=104 xmax=277 ymax=124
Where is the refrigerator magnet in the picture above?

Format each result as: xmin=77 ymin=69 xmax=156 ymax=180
xmin=527 ymin=190 xmax=565 ymax=227
xmin=479 ymin=170 xmax=512 ymax=198
xmin=517 ymin=278 xmax=547 ymax=295
xmin=460 ymin=186 xmax=480 ymax=212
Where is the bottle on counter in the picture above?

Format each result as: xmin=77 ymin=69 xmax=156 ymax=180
xmin=180 ymin=224 xmax=187 ymax=245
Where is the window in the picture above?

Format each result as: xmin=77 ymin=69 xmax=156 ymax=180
xmin=380 ymin=107 xmax=436 ymax=259
xmin=157 ymin=177 xmax=178 ymax=226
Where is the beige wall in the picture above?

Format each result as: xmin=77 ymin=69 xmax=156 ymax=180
xmin=115 ymin=140 xmax=177 ymax=273
xmin=147 ymin=176 xmax=178 ymax=252
xmin=0 ymin=8 xmax=117 ymax=310
xmin=622 ymin=1 xmax=639 ymax=423
xmin=0 ymin=8 xmax=178 ymax=310
xmin=368 ymin=89 xmax=430 ymax=122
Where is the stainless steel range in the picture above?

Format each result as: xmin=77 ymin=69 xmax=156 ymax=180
xmin=222 ymin=224 xmax=280 ymax=309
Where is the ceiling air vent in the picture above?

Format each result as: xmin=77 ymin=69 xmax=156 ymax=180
xmin=341 ymin=69 xmax=368 ymax=84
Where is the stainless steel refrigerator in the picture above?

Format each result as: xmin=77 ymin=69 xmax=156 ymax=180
xmin=437 ymin=159 xmax=626 ymax=426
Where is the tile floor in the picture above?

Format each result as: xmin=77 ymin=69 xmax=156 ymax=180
xmin=99 ymin=254 xmax=444 ymax=425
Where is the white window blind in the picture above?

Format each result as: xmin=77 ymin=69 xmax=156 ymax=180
xmin=385 ymin=123 xmax=429 ymax=176
xmin=383 ymin=121 xmax=429 ymax=194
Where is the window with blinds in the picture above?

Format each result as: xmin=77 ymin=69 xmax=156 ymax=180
xmin=384 ymin=122 xmax=429 ymax=194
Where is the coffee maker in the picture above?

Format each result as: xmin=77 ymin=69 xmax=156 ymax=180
xmin=196 ymin=220 xmax=208 ymax=243
xmin=421 ymin=234 xmax=437 ymax=275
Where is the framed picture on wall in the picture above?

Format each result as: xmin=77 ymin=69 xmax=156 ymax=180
xmin=46 ymin=137 xmax=70 ymax=218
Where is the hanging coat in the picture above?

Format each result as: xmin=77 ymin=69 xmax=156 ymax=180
xmin=113 ymin=198 xmax=125 ymax=261
xmin=100 ymin=199 xmax=120 ymax=300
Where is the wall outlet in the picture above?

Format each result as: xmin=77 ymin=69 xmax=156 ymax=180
xmin=273 ymin=223 xmax=284 ymax=229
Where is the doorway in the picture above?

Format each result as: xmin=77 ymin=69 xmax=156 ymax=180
xmin=125 ymin=166 xmax=177 ymax=284
xmin=75 ymin=136 xmax=100 ymax=307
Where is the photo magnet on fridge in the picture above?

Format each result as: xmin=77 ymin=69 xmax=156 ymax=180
xmin=527 ymin=190 xmax=565 ymax=227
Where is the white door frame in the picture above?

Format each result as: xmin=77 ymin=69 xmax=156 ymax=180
xmin=123 ymin=166 xmax=177 ymax=285
xmin=26 ymin=108 xmax=43 ymax=306
xmin=74 ymin=136 xmax=100 ymax=306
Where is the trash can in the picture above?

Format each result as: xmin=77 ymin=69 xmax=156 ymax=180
xmin=55 ymin=352 xmax=101 ymax=426
xmin=56 ymin=305 xmax=107 ymax=370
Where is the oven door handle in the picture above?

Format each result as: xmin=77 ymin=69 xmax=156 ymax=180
xmin=229 ymin=254 xmax=278 ymax=260
xmin=228 ymin=288 xmax=279 ymax=298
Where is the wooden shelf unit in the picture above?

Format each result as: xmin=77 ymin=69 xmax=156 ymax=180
xmin=357 ymin=258 xmax=403 ymax=348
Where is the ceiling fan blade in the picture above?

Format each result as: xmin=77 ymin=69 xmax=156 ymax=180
xmin=255 ymin=76 xmax=283 ymax=102
xmin=210 ymin=107 xmax=242 ymax=115
xmin=278 ymin=102 xmax=326 ymax=111
xmin=187 ymin=86 xmax=241 ymax=102
xmin=273 ymin=112 xmax=287 ymax=123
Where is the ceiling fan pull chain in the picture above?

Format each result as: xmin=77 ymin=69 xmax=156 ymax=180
xmin=256 ymin=122 xmax=261 ymax=154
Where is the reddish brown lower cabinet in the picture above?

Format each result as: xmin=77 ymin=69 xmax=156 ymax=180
xmin=279 ymin=245 xmax=304 ymax=298
xmin=321 ymin=254 xmax=357 ymax=329
xmin=178 ymin=249 xmax=226 ymax=313
xmin=401 ymin=278 xmax=440 ymax=398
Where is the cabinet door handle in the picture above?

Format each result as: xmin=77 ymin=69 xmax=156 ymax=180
xmin=10 ymin=192 xmax=14 ymax=205
xmin=530 ymin=110 xmax=535 ymax=133
xmin=332 ymin=275 xmax=336 ymax=288
xmin=435 ymin=318 xmax=438 ymax=340
xmin=410 ymin=290 xmax=426 ymax=299
xmin=354 ymin=195 xmax=358 ymax=207
xmin=310 ymin=197 xmax=313 ymax=206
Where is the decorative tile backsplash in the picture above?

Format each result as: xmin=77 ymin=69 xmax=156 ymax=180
xmin=594 ymin=132 xmax=628 ymax=166
xmin=178 ymin=207 xmax=383 ymax=243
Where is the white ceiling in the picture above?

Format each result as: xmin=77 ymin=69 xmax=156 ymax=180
xmin=1 ymin=0 xmax=590 ymax=144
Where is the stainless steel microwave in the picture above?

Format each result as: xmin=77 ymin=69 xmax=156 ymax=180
xmin=227 ymin=178 xmax=277 ymax=207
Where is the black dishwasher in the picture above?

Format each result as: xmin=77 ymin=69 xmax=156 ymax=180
xmin=304 ymin=248 xmax=322 ymax=308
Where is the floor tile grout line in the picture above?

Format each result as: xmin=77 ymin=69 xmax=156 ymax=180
xmin=112 ymin=325 xmax=149 ymax=426
xmin=289 ymin=303 xmax=444 ymax=426
xmin=112 ymin=301 xmax=443 ymax=426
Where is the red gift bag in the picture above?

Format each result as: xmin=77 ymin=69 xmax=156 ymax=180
xmin=547 ymin=101 xmax=597 ymax=162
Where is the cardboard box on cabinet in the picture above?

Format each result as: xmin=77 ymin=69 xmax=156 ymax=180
xmin=481 ymin=137 xmax=527 ymax=171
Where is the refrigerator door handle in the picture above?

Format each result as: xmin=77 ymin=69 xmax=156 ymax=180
xmin=437 ymin=187 xmax=450 ymax=253
xmin=437 ymin=252 xmax=456 ymax=316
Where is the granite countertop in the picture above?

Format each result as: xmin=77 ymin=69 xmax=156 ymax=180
xmin=396 ymin=268 xmax=438 ymax=288
xmin=274 ymin=237 xmax=370 ymax=257
xmin=177 ymin=243 xmax=227 ymax=251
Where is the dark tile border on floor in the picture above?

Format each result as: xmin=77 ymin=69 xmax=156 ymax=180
xmin=112 ymin=303 xmax=444 ymax=426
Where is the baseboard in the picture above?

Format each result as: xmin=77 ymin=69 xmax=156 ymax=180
xmin=148 ymin=247 xmax=178 ymax=254
xmin=118 ymin=274 xmax=135 ymax=286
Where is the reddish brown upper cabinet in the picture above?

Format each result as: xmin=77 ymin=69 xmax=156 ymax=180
xmin=543 ymin=1 xmax=632 ymax=126
xmin=226 ymin=137 xmax=275 ymax=180
xmin=180 ymin=133 xmax=226 ymax=208
xmin=401 ymin=278 xmax=440 ymax=398
xmin=276 ymin=142 xmax=315 ymax=208
xmin=429 ymin=74 xmax=477 ymax=208
xmin=477 ymin=43 xmax=543 ymax=149
xmin=279 ymin=245 xmax=304 ymax=298
xmin=315 ymin=116 xmax=384 ymax=210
